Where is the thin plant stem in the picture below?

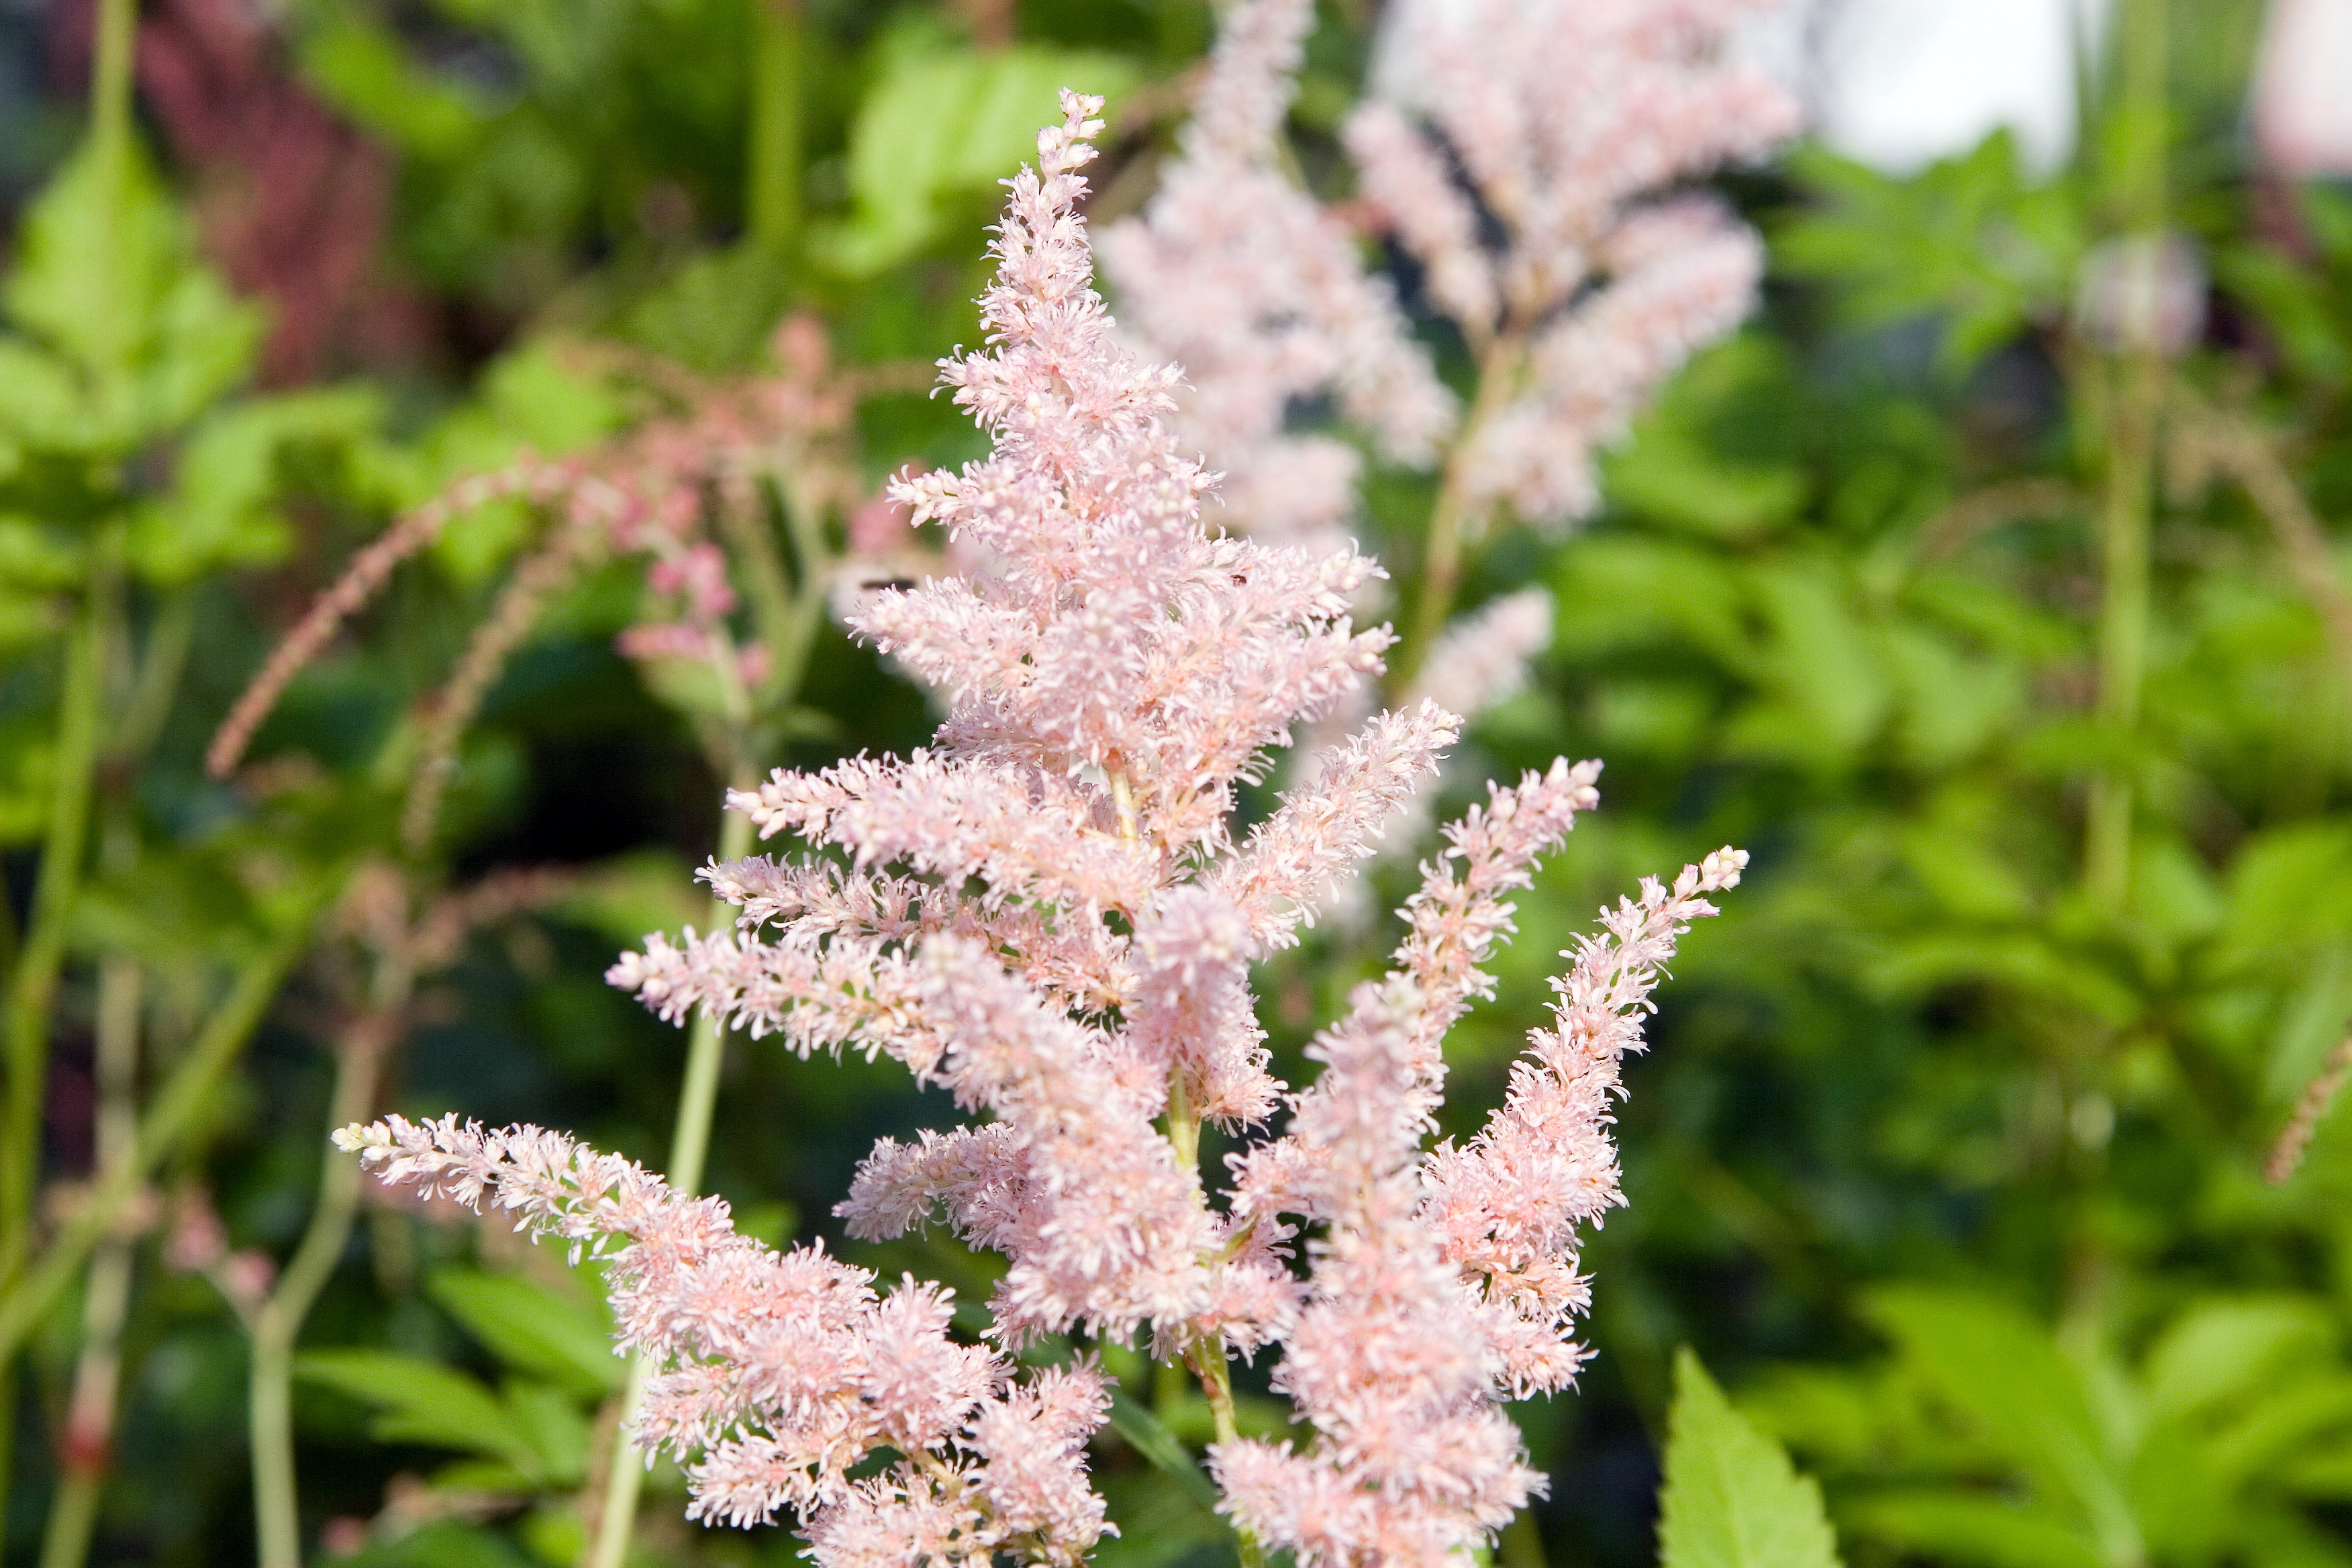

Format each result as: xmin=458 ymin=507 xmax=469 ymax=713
xmin=1 ymin=583 xmax=107 ymax=1288
xmin=0 ymin=903 xmax=326 ymax=1362
xmin=89 ymin=0 xmax=135 ymax=168
xmin=2084 ymin=0 xmax=2169 ymax=912
xmin=1 ymin=547 xmax=115 ymax=1560
xmin=3 ymin=0 xmax=134 ymax=1533
xmin=581 ymin=798 xmax=756 ymax=1568
xmin=747 ymin=0 xmax=805 ymax=255
xmin=109 ymin=591 xmax=197 ymax=765
xmin=1499 ymin=1510 xmax=1550 ymax=1568
xmin=1185 ymin=1340 xmax=1264 ymax=1568
xmin=36 ymin=960 xmax=141 ymax=1568
xmin=1395 ymin=331 xmax=1524 ymax=696
xmin=250 ymin=995 xmax=401 ymax=1568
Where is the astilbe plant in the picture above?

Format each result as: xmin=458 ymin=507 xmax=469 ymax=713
xmin=336 ymin=94 xmax=1745 ymax=1567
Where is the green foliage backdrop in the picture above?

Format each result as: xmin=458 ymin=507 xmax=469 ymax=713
xmin=3 ymin=0 xmax=2351 ymax=1565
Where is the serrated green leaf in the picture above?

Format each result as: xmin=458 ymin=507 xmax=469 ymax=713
xmin=1 ymin=138 xmax=262 ymax=450
xmin=1659 ymin=1349 xmax=1841 ymax=1568
xmin=428 ymin=1268 xmax=624 ymax=1396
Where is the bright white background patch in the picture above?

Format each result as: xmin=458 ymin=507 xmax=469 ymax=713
xmin=1378 ymin=0 xmax=2116 ymax=174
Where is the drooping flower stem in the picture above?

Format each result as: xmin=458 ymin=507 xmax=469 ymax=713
xmin=581 ymin=793 xmax=756 ymax=1568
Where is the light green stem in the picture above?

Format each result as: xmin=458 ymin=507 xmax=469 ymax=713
xmin=0 ymin=906 xmax=324 ymax=1363
xmin=250 ymin=999 xmax=398 ymax=1568
xmin=36 ymin=960 xmax=140 ymax=1568
xmin=2083 ymin=0 xmax=2169 ymax=912
xmin=1185 ymin=1341 xmax=1264 ymax=1568
xmin=1395 ymin=332 xmax=1524 ymax=697
xmin=581 ymin=799 xmax=757 ymax=1568
xmin=1 ymin=589 xmax=105 ymax=1290
xmin=746 ymin=0 xmax=805 ymax=254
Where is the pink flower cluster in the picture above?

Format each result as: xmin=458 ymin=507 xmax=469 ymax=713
xmin=1099 ymin=0 xmax=1453 ymax=549
xmin=332 ymin=1116 xmax=1111 ymax=1564
xmin=1104 ymin=0 xmax=1794 ymax=541
xmin=1350 ymin=0 xmax=1798 ymax=525
xmin=342 ymin=91 xmax=1747 ymax=1566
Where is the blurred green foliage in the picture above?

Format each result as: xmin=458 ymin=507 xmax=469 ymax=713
xmin=3 ymin=0 xmax=2351 ymax=1565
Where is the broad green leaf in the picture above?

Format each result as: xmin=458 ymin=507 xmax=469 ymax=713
xmin=0 ymin=516 xmax=86 ymax=589
xmin=3 ymin=139 xmax=262 ymax=448
xmin=2143 ymin=1298 xmax=2335 ymax=1426
xmin=550 ymin=850 xmax=706 ymax=949
xmin=428 ymin=1268 xmax=624 ymax=1396
xmin=0 ymin=720 xmax=55 ymax=842
xmin=0 ymin=342 xmax=83 ymax=446
xmin=405 ymin=340 xmax=627 ymax=585
xmin=818 ymin=40 xmax=1138 ymax=276
xmin=502 ymin=1380 xmax=592 ymax=1485
xmin=2216 ymin=823 xmax=2352 ymax=972
xmin=1843 ymin=1491 xmax=2104 ymax=1568
xmin=1606 ymin=336 xmax=1808 ymax=542
xmin=1552 ymin=536 xmax=1747 ymax=664
xmin=294 ymin=1350 xmax=546 ymax=1479
xmin=332 ymin=1518 xmax=538 ymax=1568
xmin=129 ymin=386 xmax=383 ymax=585
xmin=298 ymin=12 xmax=491 ymax=159
xmin=2206 ymin=1375 xmax=2352 ymax=1491
xmin=1658 ymin=1349 xmax=1841 ymax=1568
xmin=1864 ymin=1290 xmax=2139 ymax=1565
xmin=2264 ymin=948 xmax=2352 ymax=1106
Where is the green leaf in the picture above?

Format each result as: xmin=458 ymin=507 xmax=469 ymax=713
xmin=3 ymin=138 xmax=262 ymax=448
xmin=0 ymin=516 xmax=87 ymax=590
xmin=331 ymin=1518 xmax=538 ymax=1568
xmin=1106 ymin=1386 xmax=1220 ymax=1510
xmin=502 ymin=1379 xmax=592 ymax=1486
xmin=1658 ymin=1349 xmax=1842 ymax=1568
xmin=129 ymin=386 xmax=383 ymax=585
xmin=2143 ymin=1298 xmax=2335 ymax=1426
xmin=0 ymin=342 xmax=84 ymax=446
xmin=1863 ymin=1290 xmax=2139 ymax=1564
xmin=293 ymin=1350 xmax=546 ymax=1480
xmin=1777 ymin=131 xmax=2082 ymax=373
xmin=428 ymin=1268 xmax=624 ymax=1397
xmin=818 ymin=40 xmax=1138 ymax=276
xmin=297 ymin=11 xmax=493 ymax=160
xmin=1605 ymin=336 xmax=1808 ymax=542
xmin=1843 ymin=1490 xmax=2105 ymax=1568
